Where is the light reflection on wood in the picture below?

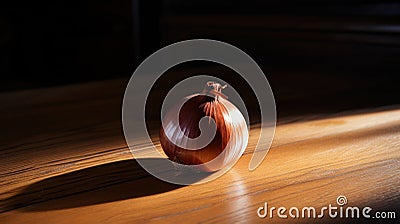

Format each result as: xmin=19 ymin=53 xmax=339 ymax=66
xmin=0 ymin=79 xmax=398 ymax=223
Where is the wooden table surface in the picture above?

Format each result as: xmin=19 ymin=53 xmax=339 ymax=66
xmin=0 ymin=78 xmax=399 ymax=223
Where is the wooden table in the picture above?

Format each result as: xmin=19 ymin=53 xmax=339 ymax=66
xmin=0 ymin=78 xmax=399 ymax=223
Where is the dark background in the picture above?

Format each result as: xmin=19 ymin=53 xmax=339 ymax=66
xmin=1 ymin=0 xmax=399 ymax=113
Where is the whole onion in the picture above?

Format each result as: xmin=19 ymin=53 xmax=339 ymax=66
xmin=159 ymin=82 xmax=248 ymax=172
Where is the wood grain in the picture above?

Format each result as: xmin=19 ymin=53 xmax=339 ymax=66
xmin=0 ymin=79 xmax=399 ymax=223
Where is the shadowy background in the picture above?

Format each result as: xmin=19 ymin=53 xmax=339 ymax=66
xmin=0 ymin=0 xmax=399 ymax=110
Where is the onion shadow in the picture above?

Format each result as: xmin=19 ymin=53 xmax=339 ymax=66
xmin=3 ymin=158 xmax=210 ymax=212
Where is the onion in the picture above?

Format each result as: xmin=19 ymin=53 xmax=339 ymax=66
xmin=159 ymin=82 xmax=248 ymax=172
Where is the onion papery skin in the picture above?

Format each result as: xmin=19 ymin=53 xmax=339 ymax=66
xmin=160 ymin=94 xmax=248 ymax=172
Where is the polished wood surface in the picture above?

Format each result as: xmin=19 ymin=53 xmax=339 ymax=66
xmin=0 ymin=79 xmax=399 ymax=223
